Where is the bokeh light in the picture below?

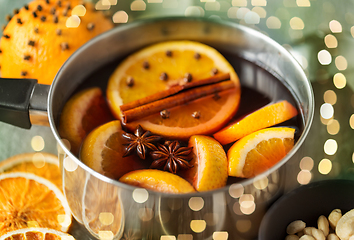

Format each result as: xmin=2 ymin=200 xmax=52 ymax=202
xmin=323 ymin=90 xmax=337 ymax=105
xmin=333 ymin=73 xmax=346 ymax=89
xmin=132 ymin=189 xmax=149 ymax=203
xmin=266 ymin=16 xmax=281 ymax=29
xmin=290 ymin=17 xmax=305 ymax=29
xmin=299 ymin=156 xmax=314 ymax=171
xmin=329 ymin=20 xmax=343 ymax=33
xmin=318 ymin=159 xmax=332 ymax=175
xmin=327 ymin=119 xmax=340 ymax=135
xmin=190 ymin=220 xmax=206 ymax=233
xmin=297 ymin=170 xmax=312 ymax=185
xmin=320 ymin=103 xmax=334 ymax=119
xmin=324 ymin=139 xmax=338 ymax=155
xmin=296 ymin=0 xmax=311 ymax=7
xmin=188 ymin=197 xmax=204 ymax=211
xmin=324 ymin=34 xmax=338 ymax=48
xmin=318 ymin=50 xmax=332 ymax=65
xmin=335 ymin=56 xmax=348 ymax=71
xmin=31 ymin=136 xmax=45 ymax=151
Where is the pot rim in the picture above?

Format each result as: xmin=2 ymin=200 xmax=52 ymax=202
xmin=48 ymin=16 xmax=314 ymax=197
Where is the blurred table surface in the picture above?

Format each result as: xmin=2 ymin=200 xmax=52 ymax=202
xmin=1 ymin=0 xmax=354 ymax=239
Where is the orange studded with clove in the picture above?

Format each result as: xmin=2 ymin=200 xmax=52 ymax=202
xmin=0 ymin=0 xmax=113 ymax=85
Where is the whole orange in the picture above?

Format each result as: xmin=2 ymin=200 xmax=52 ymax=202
xmin=0 ymin=0 xmax=114 ymax=85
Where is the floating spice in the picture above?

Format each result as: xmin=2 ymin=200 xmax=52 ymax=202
xmin=160 ymin=72 xmax=168 ymax=81
xmin=126 ymin=77 xmax=134 ymax=87
xmin=192 ymin=111 xmax=201 ymax=119
xmin=160 ymin=109 xmax=170 ymax=119
xmin=62 ymin=8 xmax=68 ymax=16
xmin=213 ymin=92 xmax=221 ymax=101
xmin=143 ymin=61 xmax=150 ymax=70
xmin=86 ymin=23 xmax=95 ymax=31
xmin=24 ymin=55 xmax=31 ymax=61
xmin=24 ymin=4 xmax=29 ymax=10
xmin=122 ymin=125 xmax=162 ymax=159
xmin=32 ymin=11 xmax=38 ymax=18
xmin=16 ymin=18 xmax=23 ymax=25
xmin=40 ymin=16 xmax=46 ymax=22
xmin=21 ymin=71 xmax=28 ymax=76
xmin=184 ymin=73 xmax=192 ymax=83
xmin=34 ymin=27 xmax=39 ymax=33
xmin=211 ymin=68 xmax=218 ymax=75
xmin=6 ymin=15 xmax=12 ymax=21
xmin=28 ymin=40 xmax=35 ymax=46
xmin=166 ymin=50 xmax=172 ymax=57
xmin=56 ymin=29 xmax=62 ymax=35
xmin=46 ymin=0 xmax=50 ymax=4
xmin=50 ymin=7 xmax=56 ymax=15
xmin=53 ymin=15 xmax=58 ymax=23
xmin=3 ymin=34 xmax=10 ymax=39
xmin=57 ymin=0 xmax=62 ymax=7
xmin=37 ymin=5 xmax=43 ymax=11
xmin=194 ymin=52 xmax=201 ymax=60
xmin=150 ymin=141 xmax=193 ymax=174
xmin=60 ymin=42 xmax=69 ymax=51
xmin=13 ymin=9 xmax=19 ymax=15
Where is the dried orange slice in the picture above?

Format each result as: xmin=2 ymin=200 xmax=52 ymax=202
xmin=0 ymin=0 xmax=113 ymax=85
xmin=59 ymin=87 xmax=113 ymax=156
xmin=0 ymin=228 xmax=76 ymax=240
xmin=106 ymin=40 xmax=241 ymax=139
xmin=214 ymin=100 xmax=298 ymax=145
xmin=180 ymin=135 xmax=228 ymax=192
xmin=80 ymin=120 xmax=147 ymax=179
xmin=0 ymin=152 xmax=61 ymax=188
xmin=0 ymin=172 xmax=72 ymax=235
xmin=228 ymin=127 xmax=295 ymax=178
xmin=119 ymin=169 xmax=196 ymax=194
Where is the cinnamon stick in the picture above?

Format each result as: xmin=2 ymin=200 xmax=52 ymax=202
xmin=120 ymin=73 xmax=230 ymax=111
xmin=122 ymin=80 xmax=236 ymax=123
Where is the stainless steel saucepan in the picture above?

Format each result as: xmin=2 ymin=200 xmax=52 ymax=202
xmin=0 ymin=17 xmax=314 ymax=239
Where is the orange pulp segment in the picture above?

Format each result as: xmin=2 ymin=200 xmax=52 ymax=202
xmin=106 ymin=40 xmax=241 ymax=139
xmin=80 ymin=120 xmax=147 ymax=179
xmin=214 ymin=100 xmax=298 ymax=145
xmin=180 ymin=135 xmax=228 ymax=191
xmin=59 ymin=87 xmax=113 ymax=156
xmin=0 ymin=172 xmax=72 ymax=235
xmin=119 ymin=169 xmax=196 ymax=194
xmin=228 ymin=127 xmax=295 ymax=178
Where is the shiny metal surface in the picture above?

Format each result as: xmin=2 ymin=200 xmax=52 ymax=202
xmin=47 ymin=18 xmax=313 ymax=239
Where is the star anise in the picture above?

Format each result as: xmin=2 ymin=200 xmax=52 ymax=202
xmin=150 ymin=141 xmax=193 ymax=174
xmin=122 ymin=125 xmax=162 ymax=159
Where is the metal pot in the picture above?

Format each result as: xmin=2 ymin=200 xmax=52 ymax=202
xmin=0 ymin=17 xmax=314 ymax=239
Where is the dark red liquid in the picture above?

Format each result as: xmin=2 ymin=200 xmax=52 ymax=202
xmin=68 ymin=50 xmax=304 ymax=183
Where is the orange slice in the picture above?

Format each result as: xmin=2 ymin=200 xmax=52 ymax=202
xmin=214 ymin=100 xmax=298 ymax=145
xmin=106 ymin=40 xmax=241 ymax=139
xmin=180 ymin=135 xmax=228 ymax=192
xmin=0 ymin=172 xmax=72 ymax=235
xmin=119 ymin=169 xmax=196 ymax=194
xmin=80 ymin=120 xmax=147 ymax=179
xmin=0 ymin=152 xmax=61 ymax=189
xmin=0 ymin=228 xmax=76 ymax=240
xmin=228 ymin=127 xmax=295 ymax=178
xmin=0 ymin=0 xmax=113 ymax=85
xmin=59 ymin=87 xmax=113 ymax=156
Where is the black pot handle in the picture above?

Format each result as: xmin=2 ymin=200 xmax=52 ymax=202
xmin=0 ymin=78 xmax=49 ymax=129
